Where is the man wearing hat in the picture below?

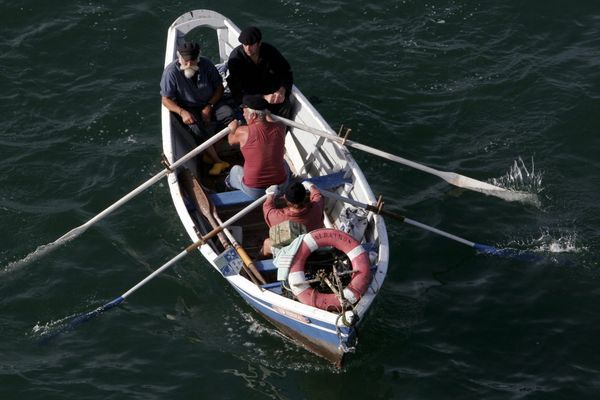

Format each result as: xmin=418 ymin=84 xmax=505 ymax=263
xmin=160 ymin=41 xmax=235 ymax=175
xmin=225 ymin=94 xmax=289 ymax=199
xmin=260 ymin=180 xmax=325 ymax=257
xmin=227 ymin=26 xmax=294 ymax=119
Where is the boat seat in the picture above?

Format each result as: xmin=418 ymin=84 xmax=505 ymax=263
xmin=209 ymin=170 xmax=351 ymax=207
xmin=260 ymin=281 xmax=283 ymax=294
xmin=254 ymin=259 xmax=277 ymax=272
xmin=255 ymin=260 xmax=282 ymax=293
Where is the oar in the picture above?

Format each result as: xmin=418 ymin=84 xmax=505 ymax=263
xmin=210 ymin=210 xmax=266 ymax=285
xmin=272 ymin=115 xmax=536 ymax=204
xmin=319 ymin=189 xmax=542 ymax=261
xmin=54 ymin=194 xmax=268 ymax=333
xmin=5 ymin=126 xmax=231 ymax=271
xmin=179 ymin=169 xmax=266 ymax=285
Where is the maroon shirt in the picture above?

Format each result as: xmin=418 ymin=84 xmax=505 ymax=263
xmin=241 ymin=120 xmax=286 ymax=188
xmin=263 ymin=187 xmax=325 ymax=232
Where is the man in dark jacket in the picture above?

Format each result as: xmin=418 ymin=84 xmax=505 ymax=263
xmin=226 ymin=26 xmax=294 ymax=118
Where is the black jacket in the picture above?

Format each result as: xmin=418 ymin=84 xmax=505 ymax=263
xmin=226 ymin=42 xmax=293 ymax=104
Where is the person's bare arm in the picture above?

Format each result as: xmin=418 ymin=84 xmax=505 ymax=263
xmin=228 ymin=125 xmax=248 ymax=147
xmin=161 ymin=96 xmax=195 ymax=125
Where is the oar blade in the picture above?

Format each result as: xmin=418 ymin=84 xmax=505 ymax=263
xmin=441 ymin=172 xmax=539 ymax=205
xmin=473 ymin=243 xmax=544 ymax=262
xmin=39 ymin=297 xmax=125 ymax=343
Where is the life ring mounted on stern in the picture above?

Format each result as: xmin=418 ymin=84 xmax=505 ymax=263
xmin=288 ymin=228 xmax=372 ymax=312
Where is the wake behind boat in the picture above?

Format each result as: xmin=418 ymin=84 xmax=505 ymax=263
xmin=161 ymin=9 xmax=389 ymax=366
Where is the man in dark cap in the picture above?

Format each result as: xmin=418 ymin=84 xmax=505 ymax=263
xmin=260 ymin=180 xmax=325 ymax=257
xmin=226 ymin=26 xmax=294 ymax=118
xmin=160 ymin=41 xmax=236 ymax=175
xmin=225 ymin=94 xmax=289 ymax=199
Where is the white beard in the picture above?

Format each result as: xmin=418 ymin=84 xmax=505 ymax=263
xmin=181 ymin=64 xmax=199 ymax=79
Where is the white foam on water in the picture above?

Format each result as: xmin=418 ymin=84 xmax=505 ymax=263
xmin=533 ymin=230 xmax=586 ymax=254
xmin=1 ymin=235 xmax=75 ymax=275
xmin=507 ymin=229 xmax=586 ymax=255
xmin=30 ymin=314 xmax=72 ymax=339
xmin=490 ymin=156 xmax=544 ymax=198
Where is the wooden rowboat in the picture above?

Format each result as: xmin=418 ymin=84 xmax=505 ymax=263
xmin=161 ymin=9 xmax=389 ymax=366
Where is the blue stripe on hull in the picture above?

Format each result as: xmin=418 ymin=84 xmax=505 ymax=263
xmin=231 ymin=285 xmax=353 ymax=361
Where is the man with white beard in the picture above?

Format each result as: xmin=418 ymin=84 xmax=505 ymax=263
xmin=160 ymin=41 xmax=236 ymax=175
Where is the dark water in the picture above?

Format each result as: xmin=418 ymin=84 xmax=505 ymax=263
xmin=1 ymin=1 xmax=599 ymax=398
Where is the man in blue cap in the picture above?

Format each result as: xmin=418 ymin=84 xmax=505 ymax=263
xmin=226 ymin=27 xmax=294 ymax=119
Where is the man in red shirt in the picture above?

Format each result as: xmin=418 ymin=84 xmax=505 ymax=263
xmin=225 ymin=94 xmax=289 ymax=199
xmin=260 ymin=181 xmax=325 ymax=257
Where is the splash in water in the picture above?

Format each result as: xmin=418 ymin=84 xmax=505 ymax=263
xmin=31 ymin=315 xmax=72 ymax=340
xmin=506 ymin=228 xmax=586 ymax=257
xmin=532 ymin=230 xmax=585 ymax=254
xmin=490 ymin=156 xmax=544 ymax=195
xmin=1 ymin=227 xmax=82 ymax=275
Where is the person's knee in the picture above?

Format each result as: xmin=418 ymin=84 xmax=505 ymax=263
xmin=215 ymin=103 xmax=235 ymax=125
xmin=225 ymin=165 xmax=244 ymax=190
xmin=261 ymin=238 xmax=272 ymax=257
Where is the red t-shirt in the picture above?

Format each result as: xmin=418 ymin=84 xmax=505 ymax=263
xmin=263 ymin=187 xmax=325 ymax=232
xmin=241 ymin=121 xmax=286 ymax=188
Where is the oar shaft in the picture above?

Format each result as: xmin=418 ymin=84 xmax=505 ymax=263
xmin=184 ymin=194 xmax=267 ymax=254
xmin=52 ymin=194 xmax=267 ymax=336
xmin=122 ymin=250 xmax=188 ymax=299
xmin=272 ymin=115 xmax=525 ymax=200
xmin=320 ymin=189 xmax=540 ymax=259
xmin=45 ymin=127 xmax=231 ymax=247
xmin=319 ymin=189 xmax=477 ymax=249
xmin=346 ymin=141 xmax=442 ymax=177
xmin=123 ymin=194 xmax=267 ymax=299
xmin=402 ymin=217 xmax=475 ymax=247
xmin=272 ymin=115 xmax=442 ymax=176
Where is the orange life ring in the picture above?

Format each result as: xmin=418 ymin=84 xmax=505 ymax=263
xmin=288 ymin=228 xmax=372 ymax=312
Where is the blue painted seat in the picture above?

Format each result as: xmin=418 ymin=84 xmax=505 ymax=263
xmin=254 ymin=259 xmax=276 ymax=272
xmin=209 ymin=171 xmax=351 ymax=207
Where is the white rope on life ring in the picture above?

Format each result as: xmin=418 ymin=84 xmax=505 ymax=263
xmin=287 ymin=228 xmax=372 ymax=312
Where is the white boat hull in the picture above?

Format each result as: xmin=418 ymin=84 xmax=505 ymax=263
xmin=161 ymin=9 xmax=389 ymax=366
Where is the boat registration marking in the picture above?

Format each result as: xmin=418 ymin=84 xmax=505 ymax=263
xmin=272 ymin=305 xmax=311 ymax=324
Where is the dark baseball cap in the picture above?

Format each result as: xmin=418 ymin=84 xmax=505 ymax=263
xmin=242 ymin=94 xmax=268 ymax=110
